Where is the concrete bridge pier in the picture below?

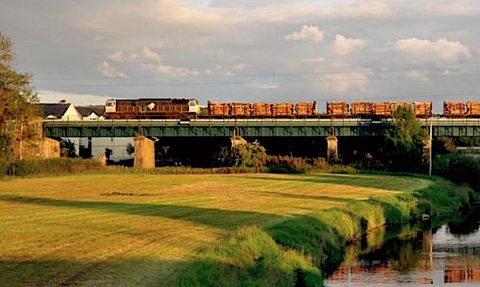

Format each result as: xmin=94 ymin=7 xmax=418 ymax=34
xmin=134 ymin=136 xmax=155 ymax=169
xmin=326 ymin=136 xmax=338 ymax=161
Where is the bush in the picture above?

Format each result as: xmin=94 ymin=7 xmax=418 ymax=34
xmin=266 ymin=155 xmax=311 ymax=173
xmin=217 ymin=141 xmax=267 ymax=170
xmin=1 ymin=158 xmax=105 ymax=177
xmin=434 ymin=152 xmax=480 ymax=191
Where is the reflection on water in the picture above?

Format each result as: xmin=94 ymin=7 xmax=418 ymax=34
xmin=326 ymin=208 xmax=480 ymax=286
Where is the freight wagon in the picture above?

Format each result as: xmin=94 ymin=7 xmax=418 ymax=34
xmin=207 ymin=101 xmax=316 ymax=118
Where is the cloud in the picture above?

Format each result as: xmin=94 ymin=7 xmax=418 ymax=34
xmin=232 ymin=63 xmax=248 ymax=71
xmin=312 ymin=62 xmax=371 ymax=94
xmin=98 ymin=60 xmax=127 ymax=78
xmin=319 ymin=72 xmax=370 ymax=94
xmin=395 ymin=38 xmax=471 ymax=61
xmin=406 ymin=70 xmax=429 ymax=81
xmin=248 ymin=81 xmax=279 ymax=90
xmin=285 ymin=25 xmax=324 ymax=42
xmin=204 ymin=63 xmax=248 ymax=76
xmin=107 ymin=50 xmax=138 ymax=63
xmin=413 ymin=1 xmax=480 ymax=17
xmin=142 ymin=63 xmax=200 ymax=77
xmin=333 ymin=34 xmax=366 ymax=56
xmin=142 ymin=47 xmax=162 ymax=62
xmin=38 ymin=90 xmax=109 ymax=105
xmin=302 ymin=56 xmax=325 ymax=63
xmin=230 ymin=0 xmax=393 ymax=22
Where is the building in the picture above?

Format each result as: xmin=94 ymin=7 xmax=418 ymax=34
xmin=76 ymin=105 xmax=105 ymax=121
xmin=39 ymin=101 xmax=83 ymax=121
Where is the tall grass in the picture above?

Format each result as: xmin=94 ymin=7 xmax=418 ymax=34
xmin=175 ymin=226 xmax=322 ymax=287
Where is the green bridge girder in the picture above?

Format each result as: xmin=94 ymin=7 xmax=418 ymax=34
xmin=43 ymin=118 xmax=480 ymax=138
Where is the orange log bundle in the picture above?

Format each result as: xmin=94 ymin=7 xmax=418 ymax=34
xmin=230 ymin=103 xmax=251 ymax=117
xmin=466 ymin=102 xmax=480 ymax=117
xmin=272 ymin=103 xmax=293 ymax=116
xmin=253 ymin=103 xmax=273 ymax=117
xmin=413 ymin=102 xmax=433 ymax=118
xmin=351 ymin=102 xmax=373 ymax=116
xmin=326 ymin=102 xmax=349 ymax=117
xmin=390 ymin=102 xmax=410 ymax=114
xmin=372 ymin=102 xmax=393 ymax=117
xmin=207 ymin=101 xmax=229 ymax=117
xmin=444 ymin=102 xmax=465 ymax=117
xmin=295 ymin=101 xmax=316 ymax=116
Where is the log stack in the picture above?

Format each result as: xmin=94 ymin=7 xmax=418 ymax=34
xmin=272 ymin=103 xmax=293 ymax=116
xmin=372 ymin=102 xmax=393 ymax=117
xmin=207 ymin=101 xmax=229 ymax=117
xmin=413 ymin=102 xmax=433 ymax=118
xmin=444 ymin=102 xmax=465 ymax=117
xmin=295 ymin=102 xmax=316 ymax=116
xmin=327 ymin=102 xmax=349 ymax=117
xmin=351 ymin=102 xmax=373 ymax=116
xmin=253 ymin=103 xmax=273 ymax=117
xmin=466 ymin=102 xmax=480 ymax=117
xmin=230 ymin=103 xmax=251 ymax=117
xmin=390 ymin=102 xmax=410 ymax=115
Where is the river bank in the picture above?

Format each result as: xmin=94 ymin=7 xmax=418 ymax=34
xmin=326 ymin=205 xmax=480 ymax=286
xmin=172 ymin=176 xmax=479 ymax=287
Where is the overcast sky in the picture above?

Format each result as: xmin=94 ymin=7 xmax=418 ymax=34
xmin=1 ymin=0 xmax=479 ymax=112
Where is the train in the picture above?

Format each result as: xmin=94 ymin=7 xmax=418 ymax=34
xmin=103 ymin=98 xmax=480 ymax=119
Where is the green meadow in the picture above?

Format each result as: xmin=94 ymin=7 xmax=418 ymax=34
xmin=0 ymin=173 xmax=434 ymax=286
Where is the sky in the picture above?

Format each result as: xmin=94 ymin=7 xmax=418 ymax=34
xmin=1 ymin=0 xmax=480 ymax=112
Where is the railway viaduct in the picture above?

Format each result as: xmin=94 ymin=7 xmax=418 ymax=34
xmin=44 ymin=118 xmax=480 ymax=168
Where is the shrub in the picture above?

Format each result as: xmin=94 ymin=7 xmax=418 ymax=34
xmin=266 ymin=155 xmax=311 ymax=174
xmin=1 ymin=158 xmax=105 ymax=177
xmin=217 ymin=141 xmax=267 ymax=170
xmin=434 ymin=152 xmax=480 ymax=192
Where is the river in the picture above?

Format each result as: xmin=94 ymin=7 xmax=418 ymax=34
xmin=325 ymin=208 xmax=480 ymax=286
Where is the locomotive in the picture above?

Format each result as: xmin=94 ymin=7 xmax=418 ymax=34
xmin=105 ymin=98 xmax=200 ymax=119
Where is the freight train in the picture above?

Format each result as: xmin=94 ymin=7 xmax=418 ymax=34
xmin=103 ymin=98 xmax=480 ymax=119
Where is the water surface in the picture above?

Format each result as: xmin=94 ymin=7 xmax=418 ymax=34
xmin=326 ymin=210 xmax=480 ymax=286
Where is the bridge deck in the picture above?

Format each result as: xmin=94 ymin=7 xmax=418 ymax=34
xmin=43 ymin=118 xmax=480 ymax=138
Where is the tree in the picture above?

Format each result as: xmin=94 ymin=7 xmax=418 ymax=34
xmin=0 ymin=32 xmax=39 ymax=161
xmin=60 ymin=139 xmax=76 ymax=158
xmin=126 ymin=143 xmax=135 ymax=156
xmin=383 ymin=106 xmax=427 ymax=171
xmin=433 ymin=137 xmax=456 ymax=155
xmin=218 ymin=141 xmax=267 ymax=169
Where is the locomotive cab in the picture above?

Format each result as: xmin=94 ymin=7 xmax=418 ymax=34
xmin=188 ymin=99 xmax=200 ymax=114
xmin=105 ymin=99 xmax=116 ymax=113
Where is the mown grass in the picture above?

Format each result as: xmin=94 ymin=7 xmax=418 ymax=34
xmin=0 ymin=172 xmax=465 ymax=286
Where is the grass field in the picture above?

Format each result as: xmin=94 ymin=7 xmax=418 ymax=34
xmin=0 ymin=172 xmax=432 ymax=286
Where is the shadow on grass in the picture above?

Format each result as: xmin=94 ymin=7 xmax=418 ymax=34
xmin=251 ymin=189 xmax=356 ymax=204
xmin=243 ymin=173 xmax=421 ymax=192
xmin=0 ymin=258 xmax=182 ymax=287
xmin=0 ymin=195 xmax=283 ymax=230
